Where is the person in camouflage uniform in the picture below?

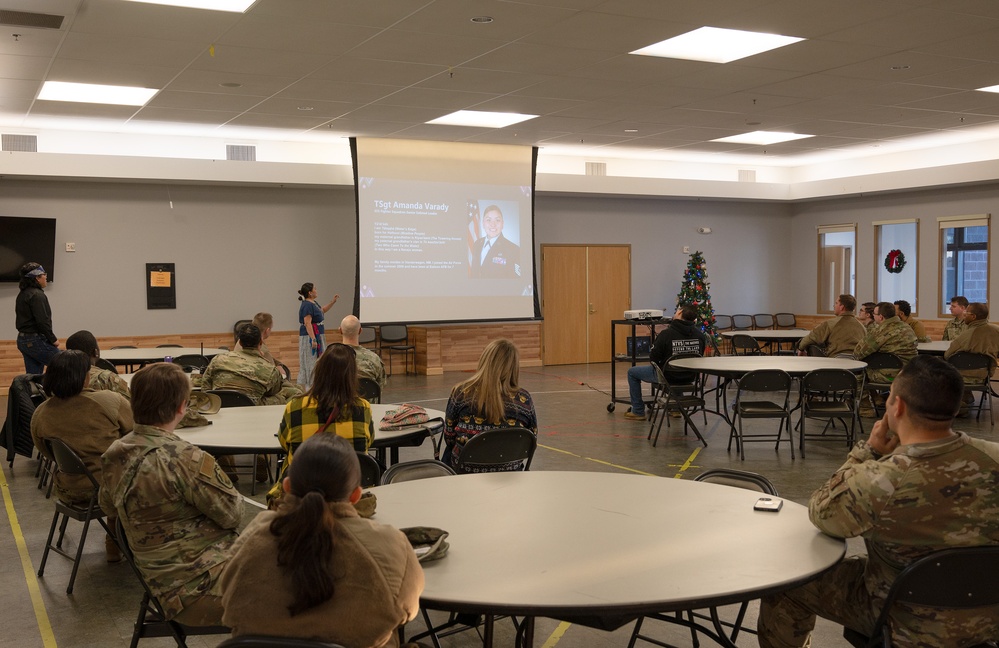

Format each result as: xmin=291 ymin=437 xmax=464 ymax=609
xmin=942 ymin=295 xmax=969 ymax=341
xmin=65 ymin=329 xmax=131 ymax=400
xmin=339 ymin=315 xmax=387 ymax=390
xmin=100 ymin=362 xmax=241 ymax=626
xmin=758 ymin=355 xmax=999 ymax=648
xmin=796 ymin=294 xmax=866 ymax=357
xmin=943 ymin=302 xmax=999 ymax=383
xmin=202 ymin=324 xmax=285 ymax=405
xmin=892 ymin=300 xmax=930 ymax=343
xmin=853 ymin=302 xmax=918 ymax=383
xmin=233 ymin=313 xmax=302 ymax=401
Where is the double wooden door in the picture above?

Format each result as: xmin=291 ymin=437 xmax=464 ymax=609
xmin=541 ymin=245 xmax=631 ymax=365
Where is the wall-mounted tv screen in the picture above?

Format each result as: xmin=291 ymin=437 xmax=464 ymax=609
xmin=0 ymin=217 xmax=56 ymax=282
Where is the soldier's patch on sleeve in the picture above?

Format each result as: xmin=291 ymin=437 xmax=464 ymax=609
xmin=200 ymin=453 xmax=234 ymax=489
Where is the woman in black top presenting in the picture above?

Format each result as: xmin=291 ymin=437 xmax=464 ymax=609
xmin=15 ymin=262 xmax=58 ymax=374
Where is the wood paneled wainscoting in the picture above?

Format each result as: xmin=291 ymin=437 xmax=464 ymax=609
xmin=1 ymin=322 xmax=543 ymax=391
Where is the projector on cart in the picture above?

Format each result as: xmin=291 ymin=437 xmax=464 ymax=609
xmin=624 ymin=309 xmax=664 ymax=320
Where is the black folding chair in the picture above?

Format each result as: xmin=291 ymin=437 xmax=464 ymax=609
xmin=947 ymin=352 xmax=995 ymax=426
xmin=358 ymin=377 xmax=381 ymax=404
xmin=730 ymin=369 xmax=794 ymax=460
xmin=648 ymin=361 xmax=707 ymax=448
xmin=172 ymin=354 xmax=209 ymax=373
xmin=730 ymin=333 xmax=763 ymax=356
xmin=37 ymin=438 xmax=114 ymax=594
xmin=380 ymin=325 xmax=415 ymax=375
xmin=206 ymin=389 xmax=268 ymax=493
xmin=861 ymin=352 xmax=903 ymax=417
xmin=357 ymin=451 xmax=383 ymax=488
xmin=380 ymin=459 xmax=455 ymax=485
xmin=797 ymin=369 xmax=862 ymax=458
xmin=731 ymin=314 xmax=754 ymax=330
xmin=843 ymin=546 xmax=999 ymax=648
xmin=454 ymin=427 xmax=537 ymax=473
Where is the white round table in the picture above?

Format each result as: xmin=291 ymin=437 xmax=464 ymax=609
xmin=670 ymin=356 xmax=867 ymax=377
xmin=720 ymin=329 xmax=809 ymax=341
xmin=371 ymin=471 xmax=845 ymax=647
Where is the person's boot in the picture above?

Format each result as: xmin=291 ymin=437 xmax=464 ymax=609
xmin=105 ymin=532 xmax=122 ymax=563
xmin=255 ymin=455 xmax=270 ymax=483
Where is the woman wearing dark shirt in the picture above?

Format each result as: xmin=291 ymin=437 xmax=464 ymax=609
xmin=15 ymin=262 xmax=58 ymax=374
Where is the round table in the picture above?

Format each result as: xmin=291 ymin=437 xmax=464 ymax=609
xmin=918 ymin=341 xmax=950 ymax=355
xmin=670 ymin=356 xmax=867 ymax=377
xmin=720 ymin=329 xmax=809 ymax=341
xmin=371 ymin=471 xmax=845 ymax=647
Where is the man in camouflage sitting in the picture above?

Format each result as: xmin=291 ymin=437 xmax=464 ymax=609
xmin=757 ymin=356 xmax=999 ymax=648
xmin=233 ymin=312 xmax=301 ymax=401
xmin=202 ymin=324 xmax=286 ymax=405
xmin=944 ymin=302 xmax=999 ymax=409
xmin=339 ymin=315 xmax=386 ymax=392
xmin=942 ymin=295 xmax=969 ymax=341
xmin=854 ymin=301 xmax=918 ymax=381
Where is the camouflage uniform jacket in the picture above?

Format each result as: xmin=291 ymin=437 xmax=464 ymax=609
xmin=88 ymin=365 xmax=131 ymax=400
xmin=942 ymin=316 xmax=967 ymax=341
xmin=31 ymin=390 xmax=132 ymax=504
xmin=943 ymin=319 xmax=999 ymax=381
xmin=797 ymin=314 xmax=866 ymax=357
xmin=352 ymin=344 xmax=387 ymax=390
xmin=809 ymin=433 xmax=999 ymax=644
xmin=854 ymin=317 xmax=918 ymax=383
xmin=100 ymin=424 xmax=242 ymax=619
xmin=903 ymin=317 xmax=931 ymax=343
xmin=201 ymin=348 xmax=283 ymax=405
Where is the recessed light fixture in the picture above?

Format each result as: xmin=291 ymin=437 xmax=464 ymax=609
xmin=427 ymin=110 xmax=537 ymax=128
xmin=297 ymin=106 xmax=314 ymax=111
xmin=976 ymin=84 xmax=999 ymax=94
xmin=624 ymin=129 xmax=639 ymax=133
xmin=219 ymin=82 xmax=243 ymax=89
xmin=38 ymin=81 xmax=158 ymax=106
xmin=121 ymin=0 xmax=255 ymax=12
xmin=711 ymin=131 xmax=813 ymax=145
xmin=470 ymin=16 xmax=493 ymax=23
xmin=631 ymin=26 xmax=803 ymax=64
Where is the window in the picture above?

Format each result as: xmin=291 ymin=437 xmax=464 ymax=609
xmin=875 ymin=220 xmax=918 ymax=309
xmin=939 ymin=214 xmax=989 ymax=316
xmin=817 ymin=224 xmax=856 ymax=313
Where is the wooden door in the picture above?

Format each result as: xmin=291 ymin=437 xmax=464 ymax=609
xmin=542 ymin=245 xmax=631 ymax=365
xmin=542 ymin=246 xmax=587 ymax=365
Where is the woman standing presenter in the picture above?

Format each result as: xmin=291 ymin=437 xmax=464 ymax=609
xmin=16 ymin=262 xmax=59 ymax=374
xmin=297 ymin=282 xmax=338 ymax=388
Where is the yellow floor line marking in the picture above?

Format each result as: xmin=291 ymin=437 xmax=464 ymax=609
xmin=538 ymin=443 xmax=700 ymax=477
xmin=673 ymin=447 xmax=702 ymax=478
xmin=1 ymin=471 xmax=58 ymax=648
xmin=541 ymin=620 xmax=573 ymax=648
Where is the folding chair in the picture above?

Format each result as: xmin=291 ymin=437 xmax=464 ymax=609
xmin=357 ymin=451 xmax=383 ymax=488
xmin=205 ymin=389 xmax=269 ymax=493
xmin=731 ymin=314 xmax=754 ymax=330
xmin=947 ymin=352 xmax=995 ymax=426
xmin=380 ymin=459 xmax=455 ymax=485
xmin=647 ymin=361 xmax=707 ymax=448
xmin=752 ymin=313 xmax=775 ymax=330
xmin=172 ymin=354 xmax=209 ymax=373
xmin=861 ymin=352 xmax=903 ymax=417
xmin=630 ymin=469 xmax=779 ymax=648
xmin=730 ymin=333 xmax=763 ymax=356
xmin=730 ymin=369 xmax=794 ymax=460
xmin=454 ymin=427 xmax=537 ymax=473
xmin=37 ymin=438 xmax=114 ymax=594
xmin=358 ymin=377 xmax=381 ymax=404
xmin=843 ymin=546 xmax=999 ymax=648
xmin=116 ymin=519 xmax=230 ymax=648
xmin=797 ymin=369 xmax=862 ymax=458
xmin=774 ymin=313 xmax=797 ymax=329
xmin=380 ymin=325 xmax=415 ymax=375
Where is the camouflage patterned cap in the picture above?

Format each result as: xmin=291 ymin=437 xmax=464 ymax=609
xmin=400 ymin=526 xmax=449 ymax=562
xmin=188 ymin=391 xmax=222 ymax=414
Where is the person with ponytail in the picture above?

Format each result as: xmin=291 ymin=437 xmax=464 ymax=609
xmin=220 ymin=434 xmax=424 ymax=647
xmin=296 ymin=281 xmax=338 ymax=388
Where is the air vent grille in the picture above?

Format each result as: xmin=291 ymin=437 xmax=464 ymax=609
xmin=0 ymin=10 xmax=64 ymax=29
xmin=738 ymin=169 xmax=757 ymax=183
xmin=2 ymin=134 xmax=37 ymax=152
xmin=226 ymin=144 xmax=256 ymax=162
xmin=585 ymin=161 xmax=607 ymax=176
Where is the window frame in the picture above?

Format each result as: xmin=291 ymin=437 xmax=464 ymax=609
xmin=874 ymin=219 xmax=919 ymax=313
xmin=816 ymin=223 xmax=857 ymax=314
xmin=938 ymin=214 xmax=990 ymax=318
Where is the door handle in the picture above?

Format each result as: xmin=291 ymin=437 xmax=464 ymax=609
xmin=588 ymin=303 xmax=596 ymax=314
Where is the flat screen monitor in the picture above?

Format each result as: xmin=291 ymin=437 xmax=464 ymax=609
xmin=0 ymin=216 xmax=56 ymax=282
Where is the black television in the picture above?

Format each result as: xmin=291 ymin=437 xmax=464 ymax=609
xmin=0 ymin=216 xmax=56 ymax=282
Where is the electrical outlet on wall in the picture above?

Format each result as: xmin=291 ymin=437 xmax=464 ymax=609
xmin=682 ymin=246 xmax=690 ymax=254
xmin=65 ymin=242 xmax=76 ymax=252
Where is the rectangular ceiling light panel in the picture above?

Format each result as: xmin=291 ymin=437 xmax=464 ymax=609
xmin=711 ymin=131 xmax=813 ymax=145
xmin=38 ymin=81 xmax=159 ymax=106
xmin=121 ymin=0 xmax=256 ymax=12
xmin=427 ymin=110 xmax=538 ymax=128
xmin=631 ymin=26 xmax=803 ymax=64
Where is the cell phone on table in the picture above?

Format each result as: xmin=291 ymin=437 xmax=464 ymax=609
xmin=753 ymin=497 xmax=783 ymax=512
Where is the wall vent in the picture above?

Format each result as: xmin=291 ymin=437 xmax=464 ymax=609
xmin=2 ymin=134 xmax=37 ymax=152
xmin=0 ymin=10 xmax=64 ymax=29
xmin=226 ymin=144 xmax=256 ymax=162
xmin=585 ymin=161 xmax=607 ymax=176
xmin=738 ymin=169 xmax=757 ymax=183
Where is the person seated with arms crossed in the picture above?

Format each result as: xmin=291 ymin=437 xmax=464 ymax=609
xmin=942 ymin=295 xmax=969 ymax=341
xmin=233 ymin=312 xmax=302 ymax=401
xmin=444 ymin=339 xmax=538 ymax=470
xmin=268 ymin=343 xmax=374 ymax=504
xmin=796 ymin=294 xmax=866 ymax=358
xmin=100 ymin=362 xmax=242 ymax=626
xmin=339 ymin=315 xmax=387 ymax=392
xmin=625 ymin=305 xmax=705 ymax=421
xmin=943 ymin=301 xmax=999 ymax=412
xmin=893 ymin=299 xmax=930 ymax=343
xmin=757 ymin=355 xmax=999 ymax=648
xmin=32 ymin=350 xmax=132 ymax=562
xmin=221 ymin=434 xmax=425 ymax=648
xmin=854 ymin=301 xmax=918 ymax=417
xmin=64 ymin=329 xmax=131 ymax=399
xmin=202 ymin=323 xmax=286 ymax=405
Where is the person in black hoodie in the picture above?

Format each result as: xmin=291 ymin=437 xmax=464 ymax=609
xmin=624 ymin=304 xmax=705 ymax=421
xmin=15 ymin=262 xmax=59 ymax=374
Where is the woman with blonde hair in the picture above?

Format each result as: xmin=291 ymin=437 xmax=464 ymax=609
xmin=443 ymin=339 xmax=538 ymax=471
xmin=221 ymin=434 xmax=424 ymax=647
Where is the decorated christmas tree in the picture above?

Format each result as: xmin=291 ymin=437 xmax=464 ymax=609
xmin=676 ymin=251 xmax=719 ymax=348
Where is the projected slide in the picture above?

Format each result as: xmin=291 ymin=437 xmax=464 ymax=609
xmin=354 ymin=139 xmax=538 ymax=324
